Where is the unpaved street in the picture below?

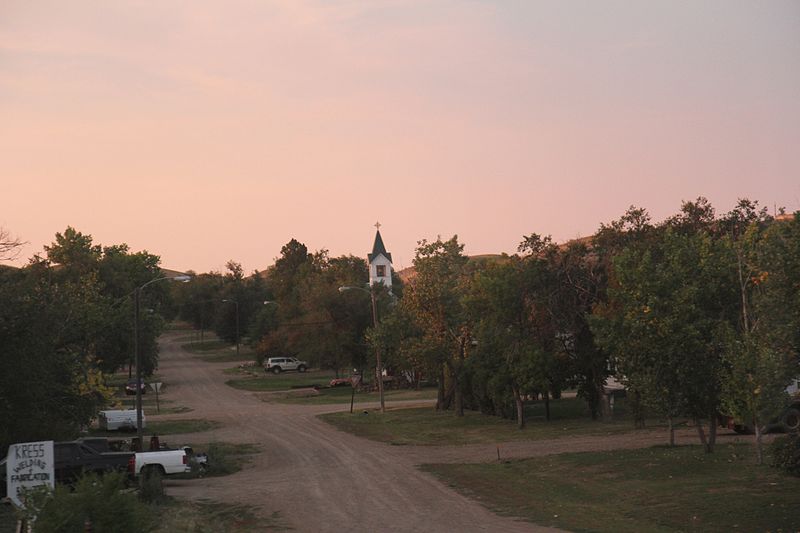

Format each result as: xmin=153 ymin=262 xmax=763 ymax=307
xmin=158 ymin=332 xmax=551 ymax=532
xmin=155 ymin=331 xmax=742 ymax=532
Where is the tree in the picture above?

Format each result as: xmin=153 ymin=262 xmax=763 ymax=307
xmin=592 ymin=226 xmax=735 ymax=450
xmin=537 ymin=238 xmax=608 ymax=420
xmin=0 ymin=266 xmax=112 ymax=452
xmin=468 ymin=255 xmax=556 ymax=428
xmin=0 ymin=227 xmax=25 ymax=261
xmin=720 ymin=212 xmax=800 ymax=463
xmin=404 ymin=236 xmax=472 ymax=415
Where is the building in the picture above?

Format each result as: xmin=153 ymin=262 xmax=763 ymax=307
xmin=368 ymin=223 xmax=393 ymax=291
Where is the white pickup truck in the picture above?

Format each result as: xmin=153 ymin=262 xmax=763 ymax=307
xmin=128 ymin=448 xmax=190 ymax=477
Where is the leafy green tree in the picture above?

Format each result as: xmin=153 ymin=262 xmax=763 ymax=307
xmin=592 ymin=226 xmax=735 ymax=449
xmin=468 ymin=256 xmax=556 ymax=428
xmin=720 ymin=212 xmax=800 ymax=463
xmin=404 ymin=236 xmax=472 ymax=415
xmin=0 ymin=267 xmax=111 ymax=452
xmin=292 ymin=253 xmax=371 ymax=373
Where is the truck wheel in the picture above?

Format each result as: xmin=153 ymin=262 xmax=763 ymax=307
xmin=143 ymin=464 xmax=165 ymax=478
xmin=298 ymin=365 xmax=307 ymax=373
xmin=272 ymin=367 xmax=281 ymax=374
xmin=782 ymin=407 xmax=800 ymax=434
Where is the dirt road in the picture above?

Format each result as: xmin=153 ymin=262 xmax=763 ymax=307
xmin=158 ymin=332 xmax=553 ymax=532
xmin=156 ymin=331 xmax=744 ymax=532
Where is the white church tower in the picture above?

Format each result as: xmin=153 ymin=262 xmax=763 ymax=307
xmin=368 ymin=222 xmax=393 ymax=291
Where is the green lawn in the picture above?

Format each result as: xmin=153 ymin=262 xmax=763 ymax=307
xmin=89 ymin=418 xmax=220 ymax=438
xmin=267 ymin=386 xmax=438 ymax=405
xmin=226 ymin=370 xmax=338 ymax=392
xmin=320 ymin=397 xmax=660 ymax=445
xmin=423 ymin=444 xmax=800 ymax=532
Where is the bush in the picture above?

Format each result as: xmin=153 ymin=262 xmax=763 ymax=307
xmin=138 ymin=467 xmax=166 ymax=504
xmin=770 ymin=435 xmax=800 ymax=476
xmin=19 ymin=472 xmax=153 ymax=532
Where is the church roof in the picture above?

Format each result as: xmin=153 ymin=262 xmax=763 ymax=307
xmin=368 ymin=230 xmax=392 ymax=263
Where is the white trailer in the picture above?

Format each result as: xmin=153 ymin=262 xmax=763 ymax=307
xmin=98 ymin=409 xmax=146 ymax=431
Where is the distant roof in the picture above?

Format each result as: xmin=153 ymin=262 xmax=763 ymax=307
xmin=368 ymin=230 xmax=392 ymax=263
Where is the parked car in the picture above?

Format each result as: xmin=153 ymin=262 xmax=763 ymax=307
xmin=264 ymin=357 xmax=308 ymax=374
xmin=125 ymin=378 xmax=146 ymax=395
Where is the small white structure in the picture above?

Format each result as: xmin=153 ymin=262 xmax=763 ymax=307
xmin=368 ymin=222 xmax=393 ymax=291
xmin=98 ymin=409 xmax=145 ymax=431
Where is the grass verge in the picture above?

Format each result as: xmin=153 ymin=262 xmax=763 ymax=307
xmin=179 ymin=442 xmax=262 ymax=478
xmin=266 ymin=386 xmax=438 ymax=405
xmin=115 ymin=398 xmax=192 ymax=415
xmin=89 ymin=418 xmax=220 ymax=438
xmin=154 ymin=499 xmax=287 ymax=532
xmin=320 ymin=398 xmax=653 ymax=445
xmin=226 ymin=370 xmax=337 ymax=392
xmin=422 ymin=444 xmax=800 ymax=532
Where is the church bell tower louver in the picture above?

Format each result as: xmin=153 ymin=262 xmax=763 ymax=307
xmin=368 ymin=222 xmax=393 ymax=291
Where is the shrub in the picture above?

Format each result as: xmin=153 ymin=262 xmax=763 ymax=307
xmin=138 ymin=467 xmax=166 ymax=504
xmin=19 ymin=472 xmax=153 ymax=532
xmin=769 ymin=434 xmax=800 ymax=476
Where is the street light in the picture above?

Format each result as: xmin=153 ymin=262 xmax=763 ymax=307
xmin=222 ymin=299 xmax=240 ymax=358
xmin=134 ymin=274 xmax=191 ymax=449
xmin=338 ymin=285 xmax=384 ymax=413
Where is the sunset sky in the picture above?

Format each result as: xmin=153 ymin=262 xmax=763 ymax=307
xmin=2 ymin=1 xmax=798 ymax=274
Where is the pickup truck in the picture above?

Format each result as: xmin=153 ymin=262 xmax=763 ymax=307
xmin=129 ymin=448 xmax=190 ymax=477
xmin=53 ymin=440 xmax=133 ymax=484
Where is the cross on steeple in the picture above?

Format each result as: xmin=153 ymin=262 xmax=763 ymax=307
xmin=374 ymin=221 xmax=381 ymax=230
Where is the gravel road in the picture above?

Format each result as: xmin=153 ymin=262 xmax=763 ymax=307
xmin=155 ymin=331 xmax=744 ymax=532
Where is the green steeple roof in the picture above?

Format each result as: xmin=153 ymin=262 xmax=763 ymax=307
xmin=368 ymin=230 xmax=392 ymax=263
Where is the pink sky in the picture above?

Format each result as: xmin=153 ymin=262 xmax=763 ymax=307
xmin=1 ymin=1 xmax=798 ymax=273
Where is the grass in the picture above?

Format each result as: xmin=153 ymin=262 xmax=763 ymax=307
xmin=320 ymin=397 xmax=654 ymax=445
xmin=268 ymin=386 xmax=438 ymax=405
xmin=226 ymin=370 xmax=338 ymax=392
xmin=181 ymin=340 xmax=255 ymax=363
xmin=89 ymin=418 xmax=220 ymax=438
xmin=422 ymin=444 xmax=800 ymax=532
xmin=154 ymin=499 xmax=287 ymax=532
xmin=178 ymin=442 xmax=262 ymax=479
xmin=0 ymin=485 xmax=284 ymax=533
xmin=116 ymin=397 xmax=192 ymax=415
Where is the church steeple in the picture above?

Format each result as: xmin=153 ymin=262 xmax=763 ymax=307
xmin=368 ymin=222 xmax=393 ymax=289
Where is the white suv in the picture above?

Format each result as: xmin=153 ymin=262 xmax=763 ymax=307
xmin=265 ymin=357 xmax=308 ymax=374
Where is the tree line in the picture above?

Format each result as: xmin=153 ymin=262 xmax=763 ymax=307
xmin=2 ymin=198 xmax=798 ymax=462
xmin=368 ymin=198 xmax=799 ymax=462
xmin=0 ymin=227 xmax=169 ymax=453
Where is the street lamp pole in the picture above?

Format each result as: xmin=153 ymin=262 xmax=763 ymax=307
xmin=134 ymin=274 xmax=190 ymax=449
xmin=222 ymin=299 xmax=240 ymax=358
xmin=339 ymin=285 xmax=384 ymax=413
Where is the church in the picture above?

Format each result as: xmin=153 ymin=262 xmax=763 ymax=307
xmin=368 ymin=223 xmax=393 ymax=291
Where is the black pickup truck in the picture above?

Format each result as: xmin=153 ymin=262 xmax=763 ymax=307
xmin=2 ymin=438 xmax=133 ymax=495
xmin=53 ymin=440 xmax=133 ymax=484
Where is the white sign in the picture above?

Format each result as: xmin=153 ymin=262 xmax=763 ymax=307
xmin=6 ymin=440 xmax=55 ymax=508
xmin=150 ymin=382 xmax=163 ymax=393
